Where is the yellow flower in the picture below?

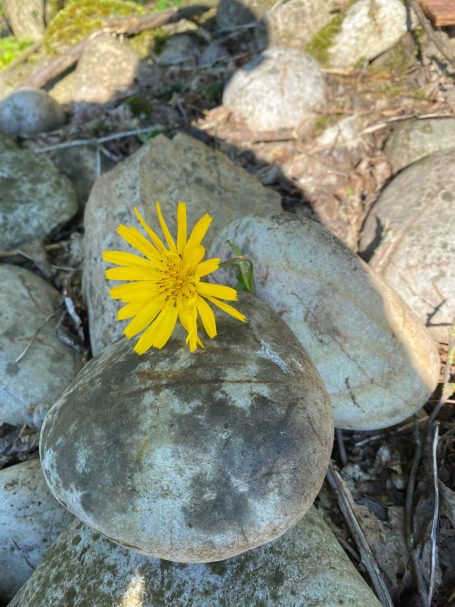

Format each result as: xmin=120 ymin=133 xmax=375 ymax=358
xmin=103 ymin=202 xmax=245 ymax=354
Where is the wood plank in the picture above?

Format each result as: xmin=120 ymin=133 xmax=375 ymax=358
xmin=418 ymin=0 xmax=455 ymax=26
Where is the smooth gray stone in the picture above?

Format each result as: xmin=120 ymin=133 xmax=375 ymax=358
xmin=0 ymin=88 xmax=65 ymax=136
xmin=0 ymin=459 xmax=73 ymax=602
xmin=384 ymin=118 xmax=455 ymax=172
xmin=83 ymin=132 xmax=280 ymax=355
xmin=360 ymin=150 xmax=455 ymax=342
xmin=0 ymin=149 xmax=78 ymax=250
xmin=41 ymin=295 xmax=333 ymax=562
xmin=209 ymin=213 xmax=440 ymax=430
xmin=0 ymin=265 xmax=83 ymax=427
xmin=223 ymin=46 xmax=326 ymax=132
xmin=10 ymin=508 xmax=381 ymax=607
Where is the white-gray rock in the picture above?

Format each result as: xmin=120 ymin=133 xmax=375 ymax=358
xmin=0 ymin=88 xmax=66 ymax=136
xmin=70 ymin=34 xmax=144 ymax=104
xmin=83 ymin=132 xmax=280 ymax=355
xmin=328 ymin=0 xmax=412 ymax=68
xmin=222 ymin=46 xmax=326 ymax=131
xmin=384 ymin=117 xmax=455 ymax=172
xmin=10 ymin=509 xmax=381 ymax=607
xmin=257 ymin=0 xmax=339 ymax=50
xmin=0 ymin=459 xmax=73 ymax=602
xmin=0 ymin=149 xmax=78 ymax=249
xmin=360 ymin=150 xmax=455 ymax=342
xmin=41 ymin=295 xmax=333 ymax=562
xmin=0 ymin=265 xmax=83 ymax=427
xmin=209 ymin=213 xmax=440 ymax=430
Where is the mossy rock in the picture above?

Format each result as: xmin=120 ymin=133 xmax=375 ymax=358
xmin=44 ymin=0 xmax=146 ymax=54
xmin=304 ymin=13 xmax=344 ymax=66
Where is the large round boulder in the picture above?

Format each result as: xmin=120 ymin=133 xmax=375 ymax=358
xmin=10 ymin=509 xmax=381 ymax=607
xmin=209 ymin=213 xmax=440 ymax=430
xmin=360 ymin=151 xmax=455 ymax=342
xmin=41 ymin=295 xmax=333 ymax=562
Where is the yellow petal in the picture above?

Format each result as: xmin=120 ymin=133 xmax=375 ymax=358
xmin=117 ymin=300 xmax=149 ymax=320
xmin=185 ymin=213 xmax=212 ymax=257
xmin=177 ymin=201 xmax=187 ymax=256
xmin=109 ymin=282 xmax=156 ymax=301
xmin=117 ymin=224 xmax=161 ymax=261
xmin=133 ymin=208 xmax=167 ymax=254
xmin=103 ymin=250 xmax=150 ymax=268
xmin=206 ymin=296 xmax=246 ymax=322
xmin=105 ymin=267 xmax=159 ymax=281
xmin=196 ymin=258 xmax=220 ymax=277
xmin=124 ymin=301 xmax=163 ymax=339
xmin=196 ymin=296 xmax=217 ymax=338
xmin=134 ymin=304 xmax=178 ymax=353
xmin=156 ymin=202 xmax=177 ymax=252
xmin=197 ymin=282 xmax=238 ymax=301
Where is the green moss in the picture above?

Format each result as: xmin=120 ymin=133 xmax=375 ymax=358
xmin=44 ymin=0 xmax=146 ymax=54
xmin=314 ymin=114 xmax=341 ymax=132
xmin=127 ymin=94 xmax=155 ymax=118
xmin=203 ymin=79 xmax=223 ymax=103
xmin=305 ymin=13 xmax=344 ymax=66
xmin=0 ymin=37 xmax=34 ymax=70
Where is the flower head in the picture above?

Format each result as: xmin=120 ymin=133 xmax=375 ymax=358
xmin=103 ymin=202 xmax=245 ymax=354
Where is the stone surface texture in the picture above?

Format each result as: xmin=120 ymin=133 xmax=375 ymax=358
xmin=11 ymin=509 xmax=381 ymax=607
xmin=328 ymin=0 xmax=411 ymax=68
xmin=384 ymin=117 xmax=455 ymax=172
xmin=0 ymin=88 xmax=66 ymax=136
xmin=0 ymin=459 xmax=73 ymax=602
xmin=257 ymin=0 xmax=338 ymax=50
xmin=0 ymin=149 xmax=78 ymax=249
xmin=83 ymin=132 xmax=280 ymax=355
xmin=49 ymin=144 xmax=113 ymax=208
xmin=222 ymin=46 xmax=326 ymax=131
xmin=41 ymin=296 xmax=333 ymax=562
xmin=360 ymin=150 xmax=455 ymax=342
xmin=216 ymin=0 xmax=276 ymax=29
xmin=0 ymin=132 xmax=17 ymax=151
xmin=0 ymin=265 xmax=83 ymax=427
xmin=70 ymin=34 xmax=145 ymax=104
xmin=210 ymin=213 xmax=440 ymax=430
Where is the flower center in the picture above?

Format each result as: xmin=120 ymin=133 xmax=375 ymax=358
xmin=156 ymin=254 xmax=196 ymax=301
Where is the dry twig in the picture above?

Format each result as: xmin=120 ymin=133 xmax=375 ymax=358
xmin=326 ymin=463 xmax=395 ymax=607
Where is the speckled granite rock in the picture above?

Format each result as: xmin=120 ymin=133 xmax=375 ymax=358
xmin=10 ymin=508 xmax=381 ymax=607
xmin=0 ymin=265 xmax=83 ymax=427
xmin=210 ymin=213 xmax=440 ymax=430
xmin=0 ymin=149 xmax=78 ymax=249
xmin=0 ymin=459 xmax=73 ymax=602
xmin=0 ymin=88 xmax=65 ymax=136
xmin=384 ymin=118 xmax=455 ymax=172
xmin=257 ymin=0 xmax=339 ymax=50
xmin=360 ymin=150 xmax=455 ymax=342
xmin=83 ymin=132 xmax=280 ymax=355
xmin=223 ymin=46 xmax=326 ymax=131
xmin=71 ymin=34 xmax=145 ymax=104
xmin=328 ymin=0 xmax=412 ymax=68
xmin=41 ymin=295 xmax=333 ymax=562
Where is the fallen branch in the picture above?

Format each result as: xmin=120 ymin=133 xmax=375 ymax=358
xmin=326 ymin=463 xmax=395 ymax=607
xmin=30 ymin=125 xmax=164 ymax=153
xmin=20 ymin=9 xmax=179 ymax=90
